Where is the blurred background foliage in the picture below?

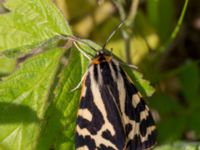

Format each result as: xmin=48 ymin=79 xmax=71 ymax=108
xmin=0 ymin=0 xmax=200 ymax=148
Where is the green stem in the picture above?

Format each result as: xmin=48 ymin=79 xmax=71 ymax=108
xmin=159 ymin=0 xmax=189 ymax=52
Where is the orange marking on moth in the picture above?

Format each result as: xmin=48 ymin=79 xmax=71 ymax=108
xmin=92 ymin=56 xmax=112 ymax=64
xmin=104 ymin=56 xmax=112 ymax=62
xmin=91 ymin=58 xmax=100 ymax=64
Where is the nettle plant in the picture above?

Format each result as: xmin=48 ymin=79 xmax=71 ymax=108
xmin=0 ymin=0 xmax=167 ymax=150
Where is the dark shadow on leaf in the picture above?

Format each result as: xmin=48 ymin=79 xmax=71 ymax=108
xmin=36 ymin=48 xmax=78 ymax=150
xmin=36 ymin=104 xmax=64 ymax=150
xmin=0 ymin=102 xmax=39 ymax=123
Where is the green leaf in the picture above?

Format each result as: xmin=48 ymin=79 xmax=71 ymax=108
xmin=0 ymin=56 xmax=16 ymax=76
xmin=36 ymin=47 xmax=89 ymax=150
xmin=155 ymin=142 xmax=200 ymax=150
xmin=150 ymin=92 xmax=181 ymax=115
xmin=0 ymin=0 xmax=72 ymax=53
xmin=124 ymin=67 xmax=155 ymax=97
xmin=0 ymin=48 xmax=63 ymax=150
xmin=178 ymin=61 xmax=199 ymax=105
xmin=147 ymin=0 xmax=159 ymax=29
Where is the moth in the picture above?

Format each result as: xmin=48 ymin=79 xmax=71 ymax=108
xmin=75 ymin=50 xmax=156 ymax=150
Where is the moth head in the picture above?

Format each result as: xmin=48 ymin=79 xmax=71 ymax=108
xmin=95 ymin=50 xmax=110 ymax=57
xmin=92 ymin=50 xmax=112 ymax=64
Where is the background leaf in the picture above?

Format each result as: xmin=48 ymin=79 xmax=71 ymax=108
xmin=0 ymin=0 xmax=72 ymax=54
xmin=0 ymin=56 xmax=16 ymax=76
xmin=0 ymin=48 xmax=63 ymax=150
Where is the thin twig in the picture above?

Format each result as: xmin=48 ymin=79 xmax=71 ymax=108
xmin=112 ymin=0 xmax=126 ymax=20
xmin=122 ymin=30 xmax=131 ymax=63
xmin=126 ymin=0 xmax=139 ymax=27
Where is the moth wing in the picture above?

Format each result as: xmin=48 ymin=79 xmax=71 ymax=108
xmin=75 ymin=65 xmax=126 ymax=150
xmin=118 ymin=68 xmax=156 ymax=150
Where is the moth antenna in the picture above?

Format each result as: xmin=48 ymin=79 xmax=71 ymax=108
xmin=102 ymin=21 xmax=125 ymax=50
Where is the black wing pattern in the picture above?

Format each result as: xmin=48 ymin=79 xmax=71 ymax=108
xmin=119 ymin=66 xmax=156 ymax=150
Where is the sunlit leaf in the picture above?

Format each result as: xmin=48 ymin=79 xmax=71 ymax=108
xmin=0 ymin=56 xmax=16 ymax=76
xmin=0 ymin=0 xmax=72 ymax=53
xmin=0 ymin=48 xmax=63 ymax=150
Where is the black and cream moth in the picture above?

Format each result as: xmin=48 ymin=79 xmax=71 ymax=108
xmin=75 ymin=50 xmax=156 ymax=150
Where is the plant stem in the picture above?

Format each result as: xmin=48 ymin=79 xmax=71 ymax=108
xmin=126 ymin=0 xmax=139 ymax=27
xmin=159 ymin=0 xmax=189 ymax=52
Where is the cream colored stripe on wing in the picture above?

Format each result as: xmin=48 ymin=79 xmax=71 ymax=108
xmin=78 ymin=109 xmax=93 ymax=122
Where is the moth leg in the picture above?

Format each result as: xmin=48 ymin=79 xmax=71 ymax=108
xmin=70 ymin=71 xmax=88 ymax=92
